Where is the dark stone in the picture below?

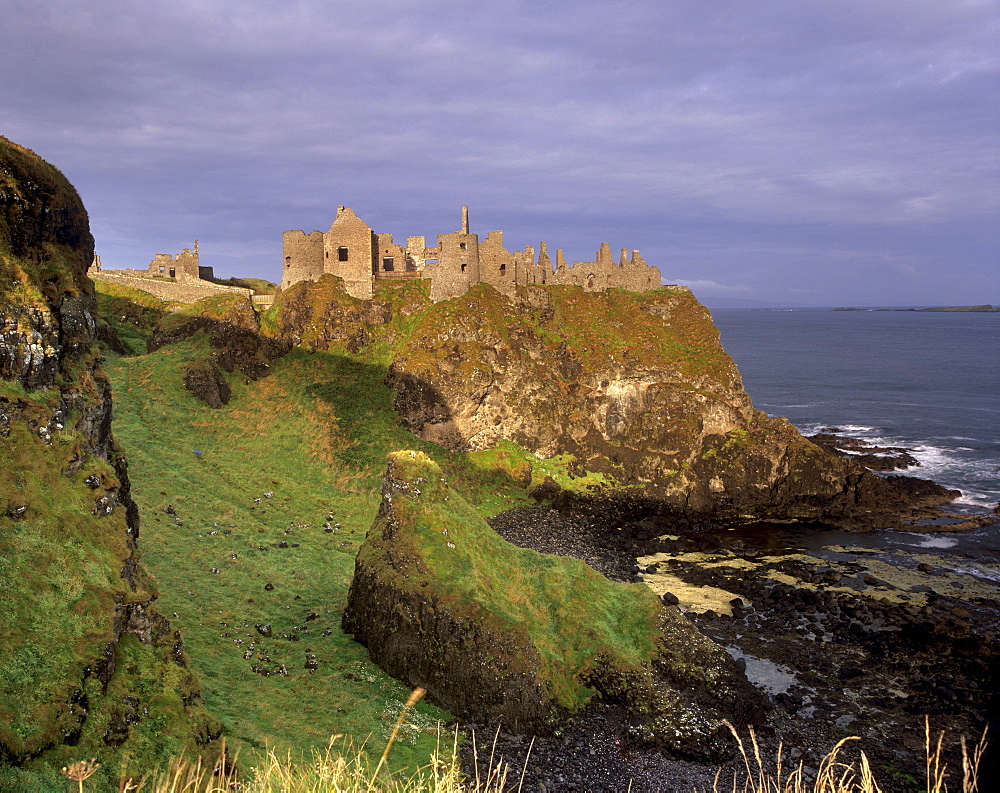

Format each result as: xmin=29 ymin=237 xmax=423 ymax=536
xmin=661 ymin=592 xmax=680 ymax=606
xmin=182 ymin=359 xmax=232 ymax=408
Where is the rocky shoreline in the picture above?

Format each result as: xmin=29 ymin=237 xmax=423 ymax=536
xmin=462 ymin=505 xmax=999 ymax=793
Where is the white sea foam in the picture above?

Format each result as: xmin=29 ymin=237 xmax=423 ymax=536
xmin=942 ymin=564 xmax=1000 ymax=584
xmin=789 ymin=423 xmax=999 ymax=507
xmin=915 ymin=536 xmax=960 ymax=549
xmin=892 ymin=533 xmax=960 ymax=549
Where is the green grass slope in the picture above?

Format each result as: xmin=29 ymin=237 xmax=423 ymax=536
xmin=349 ymin=450 xmax=662 ymax=714
xmin=1 ymin=137 xmax=218 ymax=790
xmin=99 ymin=310 xmax=579 ymax=773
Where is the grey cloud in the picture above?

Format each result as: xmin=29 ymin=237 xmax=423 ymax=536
xmin=1 ymin=0 xmax=995 ymax=305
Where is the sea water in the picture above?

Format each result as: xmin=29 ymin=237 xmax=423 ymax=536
xmin=710 ymin=307 xmax=1000 ymax=562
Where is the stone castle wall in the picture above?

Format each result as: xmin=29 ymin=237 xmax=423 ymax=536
xmin=88 ymin=243 xmax=252 ymax=304
xmin=89 ymin=272 xmax=252 ymax=303
xmin=281 ymin=206 xmax=666 ymax=302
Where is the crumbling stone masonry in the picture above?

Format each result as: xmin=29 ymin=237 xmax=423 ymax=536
xmin=88 ymin=242 xmax=253 ymax=303
xmin=281 ymin=207 xmax=671 ymax=301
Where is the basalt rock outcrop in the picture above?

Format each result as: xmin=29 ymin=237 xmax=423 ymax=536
xmin=0 ymin=137 xmax=217 ymax=774
xmin=142 ymin=292 xmax=290 ymax=407
xmin=270 ymin=277 xmax=955 ymax=529
xmin=342 ymin=451 xmax=763 ymax=757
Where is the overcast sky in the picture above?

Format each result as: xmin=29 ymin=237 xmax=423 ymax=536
xmin=3 ymin=0 xmax=997 ymax=306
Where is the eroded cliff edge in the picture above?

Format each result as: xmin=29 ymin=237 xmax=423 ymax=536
xmin=270 ymin=276 xmax=954 ymax=529
xmin=0 ymin=138 xmax=217 ymax=776
xmin=343 ymin=451 xmax=765 ymax=758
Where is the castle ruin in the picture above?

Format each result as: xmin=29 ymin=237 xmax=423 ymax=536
xmin=88 ymin=242 xmax=254 ymax=303
xmin=281 ymin=207 xmax=665 ymax=302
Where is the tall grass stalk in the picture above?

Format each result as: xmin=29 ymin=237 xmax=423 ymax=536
xmin=712 ymin=720 xmax=987 ymax=793
xmin=925 ymin=716 xmax=989 ymax=793
xmin=369 ymin=687 xmax=427 ymax=788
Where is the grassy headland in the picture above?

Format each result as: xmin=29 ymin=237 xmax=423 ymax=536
xmin=96 ymin=282 xmax=605 ymax=776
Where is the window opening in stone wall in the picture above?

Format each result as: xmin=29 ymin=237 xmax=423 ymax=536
xmin=460 ymin=242 xmax=467 ymax=250
xmin=405 ymin=256 xmax=416 ymax=271
xmin=499 ymin=263 xmax=506 ymax=276
xmin=461 ymin=263 xmax=467 ymax=272
xmin=159 ymin=266 xmax=165 ymax=272
xmin=325 ymin=251 xmax=329 ymax=258
xmin=169 ymin=268 xmax=176 ymax=278
xmin=587 ymin=274 xmax=595 ymax=289
xmin=338 ymin=247 xmax=349 ymax=261
xmin=285 ymin=257 xmax=291 ymax=267
xmin=383 ymin=257 xmax=394 ymax=271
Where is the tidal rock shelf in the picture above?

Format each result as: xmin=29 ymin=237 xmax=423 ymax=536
xmin=485 ymin=506 xmax=999 ymax=792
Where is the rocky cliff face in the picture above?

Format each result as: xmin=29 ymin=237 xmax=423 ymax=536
xmin=343 ymin=451 xmax=763 ymax=757
xmin=271 ymin=277 xmax=954 ymax=529
xmin=0 ymin=138 xmax=216 ymax=771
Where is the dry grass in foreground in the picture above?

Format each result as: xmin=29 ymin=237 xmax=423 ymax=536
xmin=66 ymin=692 xmax=987 ymax=792
xmin=708 ymin=718 xmax=989 ymax=793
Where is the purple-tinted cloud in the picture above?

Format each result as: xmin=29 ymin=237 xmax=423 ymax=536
xmin=2 ymin=0 xmax=996 ymax=305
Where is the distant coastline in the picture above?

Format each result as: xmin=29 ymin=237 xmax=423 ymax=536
xmin=833 ymin=304 xmax=1000 ymax=312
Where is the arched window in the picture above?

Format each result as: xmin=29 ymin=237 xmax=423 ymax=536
xmin=459 ymin=242 xmax=467 ymax=250
xmin=285 ymin=256 xmax=292 ymax=267
xmin=338 ymin=247 xmax=349 ymax=261
xmin=499 ymin=263 xmax=506 ymax=276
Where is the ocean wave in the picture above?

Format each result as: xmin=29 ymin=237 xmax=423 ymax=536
xmin=789 ymin=422 xmax=999 ymax=507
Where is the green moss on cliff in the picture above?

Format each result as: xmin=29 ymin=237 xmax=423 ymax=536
xmin=343 ymin=451 xmax=760 ymax=753
xmin=365 ymin=450 xmax=662 ymax=711
xmin=0 ymin=138 xmax=218 ymax=784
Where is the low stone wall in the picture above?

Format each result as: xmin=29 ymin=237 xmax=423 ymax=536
xmin=90 ymin=272 xmax=252 ymax=304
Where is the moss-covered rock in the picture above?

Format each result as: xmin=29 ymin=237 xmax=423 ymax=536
xmin=270 ymin=278 xmax=955 ymax=529
xmin=342 ymin=451 xmax=761 ymax=756
xmin=0 ymin=137 xmax=218 ymax=781
xmin=149 ymin=292 xmax=290 ymax=382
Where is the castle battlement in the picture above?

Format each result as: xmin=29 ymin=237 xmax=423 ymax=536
xmin=281 ymin=207 xmax=665 ymax=302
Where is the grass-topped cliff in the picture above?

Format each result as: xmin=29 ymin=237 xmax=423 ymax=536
xmin=0 ymin=137 xmax=217 ymax=789
xmin=343 ymin=450 xmax=760 ymax=755
xmin=269 ymin=275 xmax=954 ymax=528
